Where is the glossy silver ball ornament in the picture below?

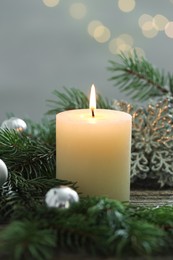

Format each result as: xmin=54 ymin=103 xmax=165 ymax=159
xmin=45 ymin=186 xmax=79 ymax=208
xmin=0 ymin=159 xmax=8 ymax=186
xmin=1 ymin=117 xmax=27 ymax=132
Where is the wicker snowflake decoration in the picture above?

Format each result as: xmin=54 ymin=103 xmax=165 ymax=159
xmin=113 ymin=97 xmax=173 ymax=187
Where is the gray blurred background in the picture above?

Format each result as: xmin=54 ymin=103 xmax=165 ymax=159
xmin=1 ymin=0 xmax=173 ymax=123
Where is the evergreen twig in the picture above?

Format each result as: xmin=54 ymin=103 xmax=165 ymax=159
xmin=108 ymin=52 xmax=173 ymax=101
xmin=0 ymin=129 xmax=56 ymax=179
xmin=46 ymin=87 xmax=112 ymax=116
xmin=0 ymin=220 xmax=56 ymax=260
xmin=0 ymin=196 xmax=171 ymax=259
xmin=25 ymin=118 xmax=55 ymax=145
xmin=0 ymin=172 xmax=78 ymax=222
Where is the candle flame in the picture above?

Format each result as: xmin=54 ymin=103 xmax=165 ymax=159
xmin=89 ymin=84 xmax=96 ymax=117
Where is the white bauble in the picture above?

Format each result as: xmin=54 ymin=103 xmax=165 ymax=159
xmin=1 ymin=117 xmax=27 ymax=132
xmin=45 ymin=186 xmax=79 ymax=208
xmin=0 ymin=159 xmax=8 ymax=186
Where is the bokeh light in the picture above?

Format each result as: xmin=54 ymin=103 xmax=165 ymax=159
xmin=165 ymin=22 xmax=173 ymax=38
xmin=139 ymin=13 xmax=169 ymax=38
xmin=138 ymin=14 xmax=153 ymax=29
xmin=88 ymin=21 xmax=111 ymax=43
xmin=153 ymin=15 xmax=168 ymax=31
xmin=139 ymin=14 xmax=159 ymax=38
xmin=118 ymin=0 xmax=135 ymax=13
xmin=142 ymin=27 xmax=158 ymax=38
xmin=130 ymin=47 xmax=145 ymax=58
xmin=69 ymin=3 xmax=87 ymax=20
xmin=119 ymin=34 xmax=134 ymax=46
xmin=109 ymin=39 xmax=119 ymax=54
xmin=142 ymin=21 xmax=153 ymax=31
xmin=42 ymin=0 xmax=60 ymax=7
xmin=117 ymin=43 xmax=131 ymax=54
xmin=88 ymin=20 xmax=103 ymax=36
xmin=109 ymin=34 xmax=134 ymax=54
xmin=93 ymin=25 xmax=111 ymax=43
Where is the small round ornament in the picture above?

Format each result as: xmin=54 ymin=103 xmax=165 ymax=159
xmin=1 ymin=117 xmax=27 ymax=132
xmin=0 ymin=159 xmax=8 ymax=186
xmin=45 ymin=186 xmax=79 ymax=208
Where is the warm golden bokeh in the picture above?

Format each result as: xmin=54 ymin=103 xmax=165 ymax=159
xmin=153 ymin=15 xmax=168 ymax=31
xmin=118 ymin=0 xmax=135 ymax=12
xmin=42 ymin=0 xmax=60 ymax=7
xmin=129 ymin=47 xmax=145 ymax=58
xmin=93 ymin=25 xmax=111 ymax=43
xmin=109 ymin=34 xmax=134 ymax=54
xmin=88 ymin=20 xmax=111 ymax=43
xmin=88 ymin=20 xmax=103 ymax=36
xmin=138 ymin=14 xmax=153 ymax=29
xmin=69 ymin=3 xmax=87 ymax=19
xmin=139 ymin=13 xmax=170 ymax=38
xmin=165 ymin=22 xmax=173 ymax=38
xmin=142 ymin=28 xmax=158 ymax=38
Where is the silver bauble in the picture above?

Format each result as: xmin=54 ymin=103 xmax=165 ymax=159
xmin=1 ymin=117 xmax=27 ymax=132
xmin=45 ymin=186 xmax=79 ymax=208
xmin=0 ymin=159 xmax=8 ymax=186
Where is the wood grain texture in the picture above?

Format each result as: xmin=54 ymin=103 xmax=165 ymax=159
xmin=130 ymin=190 xmax=173 ymax=206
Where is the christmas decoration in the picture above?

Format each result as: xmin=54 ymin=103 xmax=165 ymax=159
xmin=0 ymin=159 xmax=8 ymax=186
xmin=45 ymin=186 xmax=79 ymax=208
xmin=48 ymin=89 xmax=173 ymax=188
xmin=1 ymin=117 xmax=27 ymax=132
xmin=0 ymin=52 xmax=173 ymax=259
xmin=113 ymin=97 xmax=173 ymax=187
xmin=108 ymin=51 xmax=173 ymax=101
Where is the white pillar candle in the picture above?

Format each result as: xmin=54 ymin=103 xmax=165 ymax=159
xmin=56 ymin=85 xmax=132 ymax=201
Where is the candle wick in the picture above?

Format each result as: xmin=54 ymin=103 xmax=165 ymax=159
xmin=91 ymin=109 xmax=95 ymax=117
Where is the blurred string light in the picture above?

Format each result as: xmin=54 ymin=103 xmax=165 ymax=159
xmin=93 ymin=26 xmax=111 ymax=43
xmin=88 ymin=20 xmax=102 ymax=36
xmin=87 ymin=20 xmax=111 ymax=43
xmin=69 ymin=3 xmax=87 ymax=19
xmin=139 ymin=14 xmax=158 ymax=38
xmin=130 ymin=47 xmax=145 ymax=58
xmin=153 ymin=15 xmax=168 ymax=31
xmin=118 ymin=0 xmax=135 ymax=13
xmin=109 ymin=34 xmax=134 ymax=54
xmin=108 ymin=33 xmax=145 ymax=57
xmin=42 ymin=0 xmax=60 ymax=7
xmin=165 ymin=22 xmax=173 ymax=38
xmin=138 ymin=13 xmax=170 ymax=38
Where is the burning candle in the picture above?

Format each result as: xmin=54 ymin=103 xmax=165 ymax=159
xmin=56 ymin=85 xmax=132 ymax=201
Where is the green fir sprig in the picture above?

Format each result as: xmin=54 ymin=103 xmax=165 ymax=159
xmin=0 ymin=172 xmax=77 ymax=223
xmin=108 ymin=52 xmax=173 ymax=101
xmin=0 ymin=195 xmax=172 ymax=259
xmin=0 ymin=128 xmax=56 ymax=179
xmin=47 ymin=87 xmax=112 ymax=116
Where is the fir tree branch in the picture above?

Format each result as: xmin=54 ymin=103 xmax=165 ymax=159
xmin=0 ymin=197 xmax=170 ymax=259
xmin=0 ymin=129 xmax=56 ymax=179
xmin=0 ymin=220 xmax=56 ymax=260
xmin=46 ymin=87 xmax=112 ymax=116
xmin=25 ymin=118 xmax=55 ymax=145
xmin=108 ymin=52 xmax=172 ymax=101
xmin=0 ymin=172 xmax=78 ymax=223
xmin=168 ymin=73 xmax=173 ymax=95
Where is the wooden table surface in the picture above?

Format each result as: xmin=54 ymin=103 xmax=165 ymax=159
xmin=130 ymin=189 xmax=173 ymax=206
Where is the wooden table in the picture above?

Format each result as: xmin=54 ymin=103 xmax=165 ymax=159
xmin=130 ymin=189 xmax=173 ymax=206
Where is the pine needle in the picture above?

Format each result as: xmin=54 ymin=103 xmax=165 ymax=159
xmin=108 ymin=51 xmax=172 ymax=101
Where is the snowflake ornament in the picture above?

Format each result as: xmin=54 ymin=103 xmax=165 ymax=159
xmin=114 ymin=97 xmax=173 ymax=187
